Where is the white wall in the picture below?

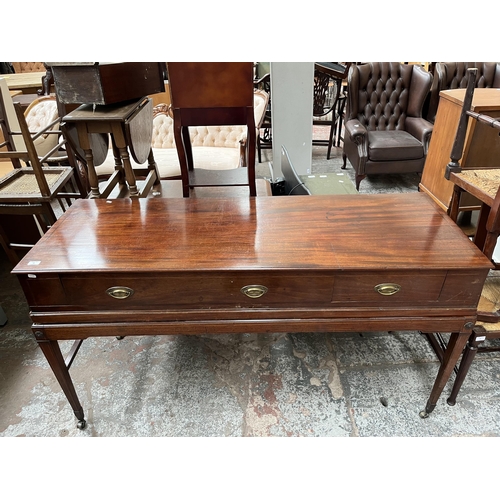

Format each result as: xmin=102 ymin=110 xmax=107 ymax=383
xmin=270 ymin=62 xmax=314 ymax=176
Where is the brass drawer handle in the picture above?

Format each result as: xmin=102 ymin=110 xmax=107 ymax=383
xmin=241 ymin=285 xmax=268 ymax=299
xmin=374 ymin=283 xmax=401 ymax=296
xmin=106 ymin=286 xmax=134 ymax=300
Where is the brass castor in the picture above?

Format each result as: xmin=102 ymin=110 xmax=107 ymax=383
xmin=77 ymin=419 xmax=87 ymax=430
xmin=419 ymin=401 xmax=436 ymax=419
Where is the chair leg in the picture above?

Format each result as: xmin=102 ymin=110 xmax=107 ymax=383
xmin=341 ymin=152 xmax=347 ymax=169
xmin=246 ymin=128 xmax=257 ymax=197
xmin=0 ymin=226 xmax=20 ymax=266
xmin=327 ymin=120 xmax=336 ymax=160
xmin=355 ymin=174 xmax=365 ymax=191
xmin=173 ymin=122 xmax=190 ymax=198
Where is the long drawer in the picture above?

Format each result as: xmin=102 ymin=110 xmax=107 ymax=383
xmin=19 ymin=269 xmax=485 ymax=311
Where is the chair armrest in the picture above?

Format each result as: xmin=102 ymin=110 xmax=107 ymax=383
xmin=345 ymin=119 xmax=367 ymax=143
xmin=405 ymin=117 xmax=434 ymax=153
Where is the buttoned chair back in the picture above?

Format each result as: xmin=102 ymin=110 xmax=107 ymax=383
xmin=11 ymin=62 xmax=46 ymax=73
xmin=341 ymin=62 xmax=433 ymax=190
xmin=426 ymin=62 xmax=500 ymax=123
xmin=347 ymin=62 xmax=430 ymax=131
xmin=0 ymin=79 xmax=67 ymax=166
xmin=24 ymin=96 xmax=64 ymax=160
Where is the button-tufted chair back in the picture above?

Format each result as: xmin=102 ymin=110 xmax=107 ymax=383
xmin=11 ymin=62 xmax=46 ymax=73
xmin=438 ymin=62 xmax=500 ymax=89
xmin=24 ymin=96 xmax=61 ymax=159
xmin=426 ymin=62 xmax=500 ymax=122
xmin=347 ymin=62 xmax=430 ymax=131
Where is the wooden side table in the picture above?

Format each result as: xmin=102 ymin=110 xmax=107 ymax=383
xmin=63 ymin=97 xmax=160 ymax=198
xmin=420 ymin=88 xmax=500 ymax=212
xmin=2 ymin=71 xmax=46 ymax=94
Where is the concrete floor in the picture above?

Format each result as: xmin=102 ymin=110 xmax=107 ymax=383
xmin=2 ymin=145 xmax=500 ymax=438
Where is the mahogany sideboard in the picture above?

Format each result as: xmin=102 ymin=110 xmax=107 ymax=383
xmin=12 ymin=194 xmax=492 ymax=429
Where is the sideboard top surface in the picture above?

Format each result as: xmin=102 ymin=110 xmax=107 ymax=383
xmin=12 ymin=194 xmax=492 ymax=274
xmin=440 ymin=88 xmax=500 ymax=111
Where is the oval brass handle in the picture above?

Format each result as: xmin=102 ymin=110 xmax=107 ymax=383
xmin=106 ymin=286 xmax=134 ymax=300
xmin=241 ymin=285 xmax=268 ymax=299
xmin=374 ymin=283 xmax=401 ymax=296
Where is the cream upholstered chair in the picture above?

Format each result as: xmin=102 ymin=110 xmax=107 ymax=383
xmin=0 ymin=82 xmax=68 ymax=167
xmin=24 ymin=95 xmax=67 ymax=161
xmin=94 ymin=89 xmax=269 ymax=181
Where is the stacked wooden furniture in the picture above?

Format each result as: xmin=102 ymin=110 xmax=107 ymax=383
xmin=0 ymin=78 xmax=84 ymax=265
xmin=52 ymin=63 xmax=165 ymax=199
xmin=419 ymin=87 xmax=500 ymax=213
xmin=423 ymin=70 xmax=500 ymax=405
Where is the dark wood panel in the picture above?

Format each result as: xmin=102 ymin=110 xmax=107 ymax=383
xmin=33 ymin=314 xmax=479 ymax=341
xmin=52 ymin=63 xmax=165 ymax=105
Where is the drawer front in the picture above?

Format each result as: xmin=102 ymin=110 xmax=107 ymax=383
xmin=331 ymin=271 xmax=447 ymax=305
xmin=58 ymin=272 xmax=335 ymax=309
xmin=22 ymin=269 xmax=486 ymax=312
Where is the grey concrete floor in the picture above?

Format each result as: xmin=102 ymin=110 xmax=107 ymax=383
xmin=2 ymin=145 xmax=500 ymax=439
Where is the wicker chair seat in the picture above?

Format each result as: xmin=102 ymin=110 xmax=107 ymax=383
xmin=0 ymin=168 xmax=72 ymax=198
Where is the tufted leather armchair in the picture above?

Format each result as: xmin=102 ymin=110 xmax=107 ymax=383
xmin=341 ymin=62 xmax=433 ymax=190
xmin=426 ymin=62 xmax=500 ymax=123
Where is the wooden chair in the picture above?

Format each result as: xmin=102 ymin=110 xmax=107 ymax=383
xmin=313 ymin=63 xmax=351 ymax=159
xmin=0 ymin=78 xmax=83 ymax=265
xmin=254 ymin=71 xmax=272 ymax=163
xmin=167 ymin=62 xmax=257 ymax=197
xmin=422 ymin=68 xmax=500 ymax=405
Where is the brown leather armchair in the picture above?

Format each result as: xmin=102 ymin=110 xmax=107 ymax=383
xmin=341 ymin=62 xmax=433 ymax=190
xmin=426 ymin=62 xmax=500 ymax=123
